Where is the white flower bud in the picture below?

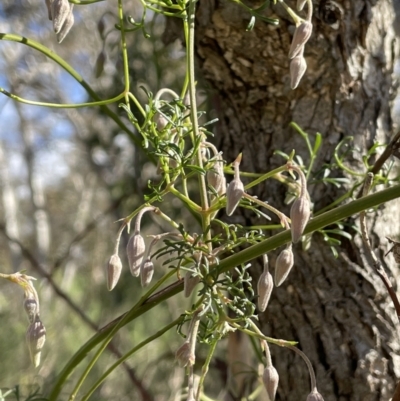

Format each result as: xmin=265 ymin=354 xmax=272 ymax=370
xmin=288 ymin=21 xmax=313 ymax=59
xmin=141 ymin=258 xmax=154 ymax=287
xmin=290 ymin=50 xmax=307 ymax=89
xmin=45 ymin=0 xmax=53 ymax=20
xmin=207 ymin=153 xmax=226 ymax=195
xmin=257 ymin=270 xmax=274 ymax=312
xmin=57 ymin=5 xmax=74 ymax=43
xmin=26 ymin=316 xmax=46 ymax=368
xmin=306 ymin=389 xmax=324 ymax=401
xmin=226 ymin=178 xmax=244 ymax=216
xmin=290 ymin=195 xmax=310 ymax=243
xmin=127 ymin=232 xmax=146 ymax=277
xmin=52 ymin=0 xmax=70 ymax=34
xmin=275 ymin=246 xmax=294 ymax=287
xmin=262 ymin=365 xmax=279 ymax=401
xmin=24 ymin=297 xmax=38 ymax=323
xmin=107 ymin=254 xmax=122 ymax=291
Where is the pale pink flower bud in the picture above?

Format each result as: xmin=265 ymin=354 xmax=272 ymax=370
xmin=262 ymin=365 xmax=279 ymax=401
xmin=175 ymin=341 xmax=195 ymax=367
xmin=290 ymin=49 xmax=307 ymax=89
xmin=26 ymin=316 xmax=46 ymax=368
xmin=257 ymin=270 xmax=274 ymax=312
xmin=127 ymin=231 xmax=146 ymax=277
xmin=24 ymin=297 xmax=38 ymax=323
xmin=226 ymin=178 xmax=244 ymax=216
xmin=207 ymin=153 xmax=226 ymax=195
xmin=141 ymin=258 xmax=154 ymax=287
xmin=306 ymin=389 xmax=324 ymax=401
xmin=107 ymin=254 xmax=122 ymax=291
xmin=290 ymin=195 xmax=310 ymax=243
xmin=275 ymin=246 xmax=294 ymax=287
xmin=288 ymin=21 xmax=313 ymax=59
xmin=52 ymin=0 xmax=70 ymax=34
xmin=155 ymin=113 xmax=168 ymax=131
xmin=57 ymin=5 xmax=74 ymax=43
xmin=184 ymin=271 xmax=200 ymax=298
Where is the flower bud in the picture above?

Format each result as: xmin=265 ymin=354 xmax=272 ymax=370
xmin=257 ymin=270 xmax=274 ymax=312
xmin=262 ymin=365 xmax=279 ymax=401
xmin=26 ymin=316 xmax=46 ymax=368
xmin=24 ymin=297 xmax=38 ymax=323
xmin=207 ymin=153 xmax=226 ymax=195
xmin=57 ymin=5 xmax=74 ymax=43
xmin=52 ymin=0 xmax=70 ymax=34
xmin=290 ymin=51 xmax=307 ymax=89
xmin=45 ymin=0 xmax=53 ymax=20
xmin=275 ymin=246 xmax=294 ymax=287
xmin=184 ymin=271 xmax=200 ymax=298
xmin=106 ymin=254 xmax=122 ymax=291
xmin=306 ymin=389 xmax=324 ymax=401
xmin=288 ymin=21 xmax=313 ymax=59
xmin=290 ymin=195 xmax=310 ymax=243
xmin=141 ymin=258 xmax=154 ymax=287
xmin=226 ymin=178 xmax=244 ymax=216
xmin=127 ymin=231 xmax=146 ymax=277
xmin=175 ymin=341 xmax=195 ymax=367
xmin=155 ymin=112 xmax=168 ymax=131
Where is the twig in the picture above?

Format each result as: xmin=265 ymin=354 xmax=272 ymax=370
xmin=359 ymin=173 xmax=400 ymax=324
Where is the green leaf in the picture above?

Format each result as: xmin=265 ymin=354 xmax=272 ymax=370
xmin=186 ymin=164 xmax=206 ymax=175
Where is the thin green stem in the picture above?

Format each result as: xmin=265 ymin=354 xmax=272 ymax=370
xmin=0 ymin=33 xmax=140 ymax=145
xmin=195 ymin=335 xmax=220 ymax=401
xmin=185 ymin=0 xmax=211 ymax=243
xmin=80 ymin=316 xmax=183 ymax=401
xmin=244 ymin=165 xmax=287 ymax=190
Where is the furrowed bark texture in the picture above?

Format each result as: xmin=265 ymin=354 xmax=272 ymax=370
xmin=194 ymin=1 xmax=400 ymax=400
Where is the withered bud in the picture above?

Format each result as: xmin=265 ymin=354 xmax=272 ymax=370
xmin=290 ymin=50 xmax=307 ymax=89
xmin=52 ymin=0 xmax=70 ymax=34
xmin=306 ymin=389 xmax=324 ymax=401
xmin=141 ymin=258 xmax=154 ymax=287
xmin=45 ymin=0 xmax=53 ymax=20
xmin=184 ymin=271 xmax=200 ymax=298
xmin=262 ymin=365 xmax=279 ymax=401
xmin=26 ymin=316 xmax=46 ymax=368
xmin=275 ymin=245 xmax=294 ymax=287
xmin=296 ymin=0 xmax=307 ymax=11
xmin=257 ymin=270 xmax=274 ymax=312
xmin=288 ymin=21 xmax=313 ymax=59
xmin=175 ymin=341 xmax=195 ymax=367
xmin=127 ymin=231 xmax=146 ymax=277
xmin=290 ymin=195 xmax=310 ymax=243
xmin=107 ymin=254 xmax=122 ymax=291
xmin=24 ymin=297 xmax=38 ymax=323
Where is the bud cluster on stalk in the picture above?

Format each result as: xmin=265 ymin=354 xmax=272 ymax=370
xmin=44 ymin=0 xmax=75 ymax=43
xmin=285 ymin=0 xmax=313 ymax=89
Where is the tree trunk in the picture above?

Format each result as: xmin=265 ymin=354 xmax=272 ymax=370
xmin=195 ymin=1 xmax=400 ymax=400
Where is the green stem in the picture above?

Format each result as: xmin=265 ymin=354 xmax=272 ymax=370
xmin=48 ymin=184 xmax=400 ymax=401
xmin=244 ymin=165 xmax=286 ymax=190
xmin=0 ymin=33 xmax=140 ymax=145
xmin=80 ymin=316 xmax=183 ymax=401
xmin=185 ymin=0 xmax=211 ymax=243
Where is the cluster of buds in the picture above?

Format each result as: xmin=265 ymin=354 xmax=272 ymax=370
xmin=286 ymin=0 xmax=313 ymax=89
xmin=0 ymin=272 xmax=46 ymax=368
xmin=175 ymin=312 xmax=201 ymax=368
xmin=44 ymin=0 xmax=75 ymax=43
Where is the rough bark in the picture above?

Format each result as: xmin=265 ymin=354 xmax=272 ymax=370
xmin=195 ymin=1 xmax=400 ymax=400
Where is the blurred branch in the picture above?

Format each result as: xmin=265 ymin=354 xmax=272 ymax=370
xmin=0 ymin=33 xmax=140 ymax=146
xmin=0 ymin=222 xmax=154 ymax=401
